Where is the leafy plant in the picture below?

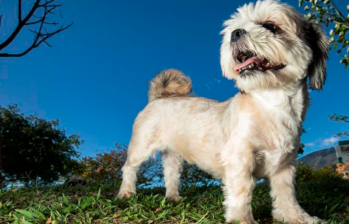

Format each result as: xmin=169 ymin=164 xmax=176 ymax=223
xmin=0 ymin=104 xmax=82 ymax=186
xmin=74 ymin=143 xmax=162 ymax=187
xmin=180 ymin=161 xmax=217 ymax=187
xmin=299 ymin=1 xmax=349 ymax=140
xmin=74 ymin=143 xmax=217 ymax=188
xmin=299 ymin=0 xmax=349 ymax=68
xmin=329 ymin=114 xmax=349 ymax=136
xmin=296 ymin=164 xmax=342 ymax=183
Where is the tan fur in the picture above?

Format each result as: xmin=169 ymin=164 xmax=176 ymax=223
xmin=148 ymin=69 xmax=192 ymax=102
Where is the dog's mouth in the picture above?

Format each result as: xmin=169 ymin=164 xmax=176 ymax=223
xmin=234 ymin=50 xmax=285 ymax=74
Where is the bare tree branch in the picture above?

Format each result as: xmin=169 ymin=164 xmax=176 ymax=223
xmin=0 ymin=0 xmax=72 ymax=57
xmin=26 ymin=19 xmax=58 ymax=26
xmin=18 ymin=0 xmax=22 ymax=22
xmin=330 ymin=1 xmax=349 ymax=25
xmin=38 ymin=0 xmax=56 ymax=7
xmin=46 ymin=5 xmax=61 ymax=15
xmin=0 ymin=23 xmax=73 ymax=57
xmin=43 ymin=40 xmax=52 ymax=47
xmin=334 ymin=21 xmax=349 ymax=29
xmin=0 ymin=15 xmax=3 ymax=30
xmin=0 ymin=0 xmax=40 ymax=50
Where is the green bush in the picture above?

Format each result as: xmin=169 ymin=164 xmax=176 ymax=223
xmin=296 ymin=164 xmax=343 ymax=183
xmin=73 ymin=144 xmax=217 ymax=187
xmin=72 ymin=143 xmax=161 ymax=187
xmin=0 ymin=104 xmax=82 ymax=187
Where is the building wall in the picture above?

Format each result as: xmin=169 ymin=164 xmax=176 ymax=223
xmin=335 ymin=144 xmax=349 ymax=163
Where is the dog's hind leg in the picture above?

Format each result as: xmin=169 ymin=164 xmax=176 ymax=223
xmin=162 ymin=150 xmax=183 ymax=201
xmin=117 ymin=136 xmax=158 ymax=199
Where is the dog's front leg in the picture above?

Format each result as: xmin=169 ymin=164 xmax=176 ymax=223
xmin=222 ymin=143 xmax=257 ymax=224
xmin=270 ymin=165 xmax=322 ymax=224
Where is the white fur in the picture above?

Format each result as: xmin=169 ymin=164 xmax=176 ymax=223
xmin=118 ymin=1 xmax=328 ymax=223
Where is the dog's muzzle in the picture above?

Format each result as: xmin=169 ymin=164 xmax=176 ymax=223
xmin=231 ymin=29 xmax=247 ymax=42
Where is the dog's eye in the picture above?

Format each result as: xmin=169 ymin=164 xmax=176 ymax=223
xmin=261 ymin=21 xmax=278 ymax=34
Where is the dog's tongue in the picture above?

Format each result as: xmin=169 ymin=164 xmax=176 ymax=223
xmin=234 ymin=57 xmax=263 ymax=71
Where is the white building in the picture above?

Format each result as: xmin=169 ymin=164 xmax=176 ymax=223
xmin=335 ymin=140 xmax=349 ymax=164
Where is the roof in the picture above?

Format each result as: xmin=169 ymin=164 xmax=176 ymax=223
xmin=339 ymin=140 xmax=349 ymax=146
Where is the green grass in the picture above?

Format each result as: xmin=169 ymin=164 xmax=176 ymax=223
xmin=1 ymin=168 xmax=349 ymax=223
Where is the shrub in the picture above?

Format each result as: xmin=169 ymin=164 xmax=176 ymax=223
xmin=74 ymin=143 xmax=217 ymax=187
xmin=74 ymin=143 xmax=161 ymax=187
xmin=296 ymin=164 xmax=344 ymax=184
xmin=0 ymin=104 xmax=82 ymax=186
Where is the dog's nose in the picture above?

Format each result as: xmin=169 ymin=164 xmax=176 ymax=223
xmin=231 ymin=29 xmax=247 ymax=42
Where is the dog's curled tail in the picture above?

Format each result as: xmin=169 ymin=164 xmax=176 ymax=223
xmin=148 ymin=69 xmax=192 ymax=102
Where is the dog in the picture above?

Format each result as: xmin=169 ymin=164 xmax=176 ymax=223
xmin=118 ymin=0 xmax=328 ymax=223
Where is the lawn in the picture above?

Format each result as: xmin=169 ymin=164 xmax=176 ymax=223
xmin=1 ymin=166 xmax=349 ymax=223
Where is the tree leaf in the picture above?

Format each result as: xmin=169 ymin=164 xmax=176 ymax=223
xmin=299 ymin=0 xmax=304 ymax=7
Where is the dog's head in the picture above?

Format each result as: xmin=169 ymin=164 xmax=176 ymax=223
xmin=220 ymin=0 xmax=329 ymax=93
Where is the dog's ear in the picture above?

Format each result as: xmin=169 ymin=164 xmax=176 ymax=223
xmin=304 ymin=21 xmax=329 ymax=90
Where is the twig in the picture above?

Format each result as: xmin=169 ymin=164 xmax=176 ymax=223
xmin=0 ymin=23 xmax=73 ymax=57
xmin=0 ymin=0 xmax=73 ymax=57
xmin=330 ymin=1 xmax=349 ymax=24
xmin=38 ymin=0 xmax=56 ymax=7
xmin=18 ymin=0 xmax=22 ymax=22
xmin=0 ymin=0 xmax=40 ymax=50
xmin=0 ymin=15 xmax=3 ymax=31
xmin=334 ymin=21 xmax=349 ymax=29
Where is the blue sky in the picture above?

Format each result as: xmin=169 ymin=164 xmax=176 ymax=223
xmin=0 ymin=0 xmax=348 ymax=158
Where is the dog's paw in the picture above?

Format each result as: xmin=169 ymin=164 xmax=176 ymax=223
xmin=304 ymin=216 xmax=324 ymax=224
xmin=117 ymin=191 xmax=134 ymax=199
xmin=274 ymin=212 xmax=324 ymax=224
xmin=165 ymin=194 xmax=182 ymax=202
xmin=226 ymin=217 xmax=258 ymax=224
xmin=239 ymin=220 xmax=258 ymax=224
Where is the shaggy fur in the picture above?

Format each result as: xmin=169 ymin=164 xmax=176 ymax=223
xmin=118 ymin=1 xmax=328 ymax=223
xmin=148 ymin=69 xmax=192 ymax=103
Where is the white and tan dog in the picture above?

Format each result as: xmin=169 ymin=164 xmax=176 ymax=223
xmin=118 ymin=0 xmax=328 ymax=223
